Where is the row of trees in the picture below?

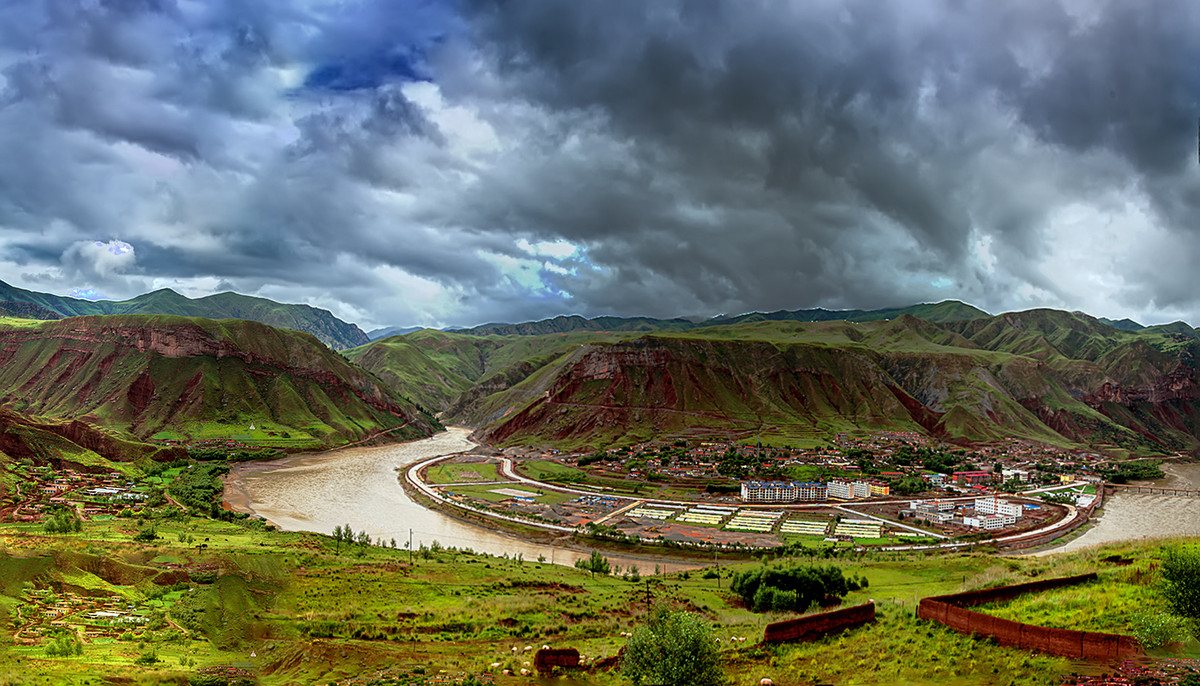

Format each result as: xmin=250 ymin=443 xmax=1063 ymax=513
xmin=331 ymin=524 xmax=373 ymax=553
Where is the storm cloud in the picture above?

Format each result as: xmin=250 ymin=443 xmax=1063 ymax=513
xmin=1 ymin=0 xmax=1198 ymax=330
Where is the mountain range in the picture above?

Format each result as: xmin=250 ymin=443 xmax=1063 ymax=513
xmin=0 ymin=280 xmax=369 ymax=350
xmin=348 ymin=306 xmax=1200 ymax=455
xmin=6 ymin=280 xmax=1200 ymax=457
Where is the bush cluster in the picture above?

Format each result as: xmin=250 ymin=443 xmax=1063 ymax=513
xmin=730 ymin=563 xmax=863 ymax=613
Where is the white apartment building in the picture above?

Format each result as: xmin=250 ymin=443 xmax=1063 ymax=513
xmin=827 ymin=480 xmax=871 ymax=500
xmin=740 ymin=481 xmax=827 ymax=503
xmin=964 ymin=514 xmax=1016 ymax=530
xmin=975 ymin=496 xmax=1023 ymax=518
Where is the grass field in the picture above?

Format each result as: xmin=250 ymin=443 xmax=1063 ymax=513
xmin=424 ymin=461 xmax=502 ymax=485
xmin=2 ymin=505 xmax=1197 ymax=686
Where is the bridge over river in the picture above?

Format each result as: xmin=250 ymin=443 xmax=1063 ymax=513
xmin=1102 ymin=483 xmax=1200 ymax=498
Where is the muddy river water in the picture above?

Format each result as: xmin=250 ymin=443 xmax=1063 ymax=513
xmin=223 ymin=428 xmax=700 ymax=571
xmin=1040 ymin=462 xmax=1200 ymax=555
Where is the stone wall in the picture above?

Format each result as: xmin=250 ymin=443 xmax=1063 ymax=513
xmin=763 ymin=602 xmax=876 ymax=643
xmin=918 ymin=574 xmax=1139 ymax=660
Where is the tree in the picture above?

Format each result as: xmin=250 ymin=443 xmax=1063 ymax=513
xmin=44 ymin=511 xmax=82 ymax=534
xmin=134 ymin=526 xmax=158 ymax=543
xmin=622 ymin=608 xmax=727 ymax=686
xmin=1161 ymin=545 xmax=1200 ymax=638
xmin=891 ymin=476 xmax=928 ymax=496
xmin=574 ymin=550 xmax=611 ymax=578
xmin=332 ymin=525 xmax=345 ymax=554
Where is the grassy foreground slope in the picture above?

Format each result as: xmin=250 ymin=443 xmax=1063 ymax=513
xmin=0 ymin=315 xmax=439 ymax=449
xmin=0 ymin=511 xmax=1192 ymax=685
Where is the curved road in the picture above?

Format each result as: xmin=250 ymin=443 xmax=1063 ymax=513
xmin=408 ymin=453 xmax=1086 ymax=553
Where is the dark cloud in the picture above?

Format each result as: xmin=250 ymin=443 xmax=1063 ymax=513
xmin=1 ymin=0 xmax=1199 ymax=330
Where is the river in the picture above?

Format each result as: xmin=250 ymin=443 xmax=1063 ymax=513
xmin=1039 ymin=462 xmax=1200 ymax=555
xmin=222 ymin=427 xmax=701 ymax=572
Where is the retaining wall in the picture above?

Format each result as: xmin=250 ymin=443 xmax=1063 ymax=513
xmin=917 ymin=573 xmax=1139 ymax=661
xmin=763 ymin=602 xmax=875 ymax=643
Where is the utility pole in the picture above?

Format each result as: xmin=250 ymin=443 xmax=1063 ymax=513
xmin=409 ymin=529 xmax=414 ymax=565
xmin=714 ymin=547 xmax=720 ymax=588
xmin=644 ymin=578 xmax=652 ymax=609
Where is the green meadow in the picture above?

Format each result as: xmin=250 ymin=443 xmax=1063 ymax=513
xmin=2 ymin=509 xmax=1197 ymax=686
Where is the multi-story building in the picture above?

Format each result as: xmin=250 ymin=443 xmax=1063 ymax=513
xmin=827 ymin=480 xmax=871 ymax=500
xmin=974 ymin=496 xmax=1023 ymax=518
xmin=1001 ymin=468 xmax=1030 ymax=483
xmin=910 ymin=499 xmax=954 ymax=512
xmin=739 ymin=481 xmax=826 ymax=503
xmin=953 ymin=470 xmax=995 ymax=486
xmin=963 ymin=515 xmax=1007 ymax=530
xmin=868 ymin=482 xmax=890 ymax=497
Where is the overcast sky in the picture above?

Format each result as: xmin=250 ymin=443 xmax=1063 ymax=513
xmin=1 ymin=1 xmax=1199 ymax=331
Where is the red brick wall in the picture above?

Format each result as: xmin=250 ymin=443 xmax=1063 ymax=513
xmin=917 ymin=574 xmax=1139 ymax=661
xmin=763 ymin=602 xmax=875 ymax=643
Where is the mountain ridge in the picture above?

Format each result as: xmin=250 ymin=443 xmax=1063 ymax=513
xmin=349 ymin=306 xmax=1200 ymax=453
xmin=0 ymin=314 xmax=439 ymax=449
xmin=0 ymin=281 xmax=369 ymax=350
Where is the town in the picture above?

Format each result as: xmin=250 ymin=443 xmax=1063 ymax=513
xmin=410 ymin=430 xmax=1134 ymax=553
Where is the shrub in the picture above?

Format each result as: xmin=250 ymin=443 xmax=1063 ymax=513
xmin=623 ymin=609 xmax=727 ymax=686
xmin=1161 ymin=545 xmax=1200 ymax=639
xmin=1132 ymin=611 xmax=1181 ymax=649
xmin=134 ymin=650 xmax=159 ymax=665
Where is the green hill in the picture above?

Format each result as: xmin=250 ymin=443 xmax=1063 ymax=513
xmin=702 ymin=299 xmax=990 ymax=327
xmin=447 ymin=300 xmax=989 ymax=338
xmin=350 ymin=307 xmax=1200 ymax=452
xmin=344 ymin=329 xmax=638 ymax=417
xmin=0 ymin=315 xmax=439 ymax=449
xmin=451 ymin=314 xmax=698 ymax=336
xmin=0 ymin=281 xmax=369 ymax=349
